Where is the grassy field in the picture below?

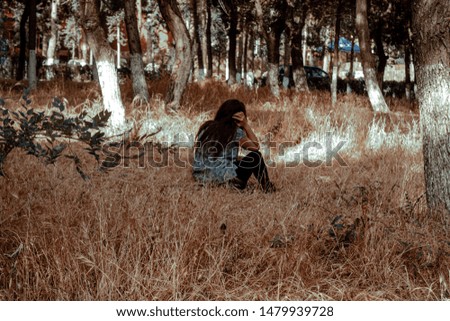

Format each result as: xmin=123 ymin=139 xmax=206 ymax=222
xmin=0 ymin=79 xmax=449 ymax=300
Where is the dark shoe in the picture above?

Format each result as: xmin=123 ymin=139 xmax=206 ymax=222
xmin=229 ymin=177 xmax=247 ymax=190
xmin=262 ymin=181 xmax=276 ymax=193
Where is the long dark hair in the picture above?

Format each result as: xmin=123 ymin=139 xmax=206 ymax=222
xmin=196 ymin=99 xmax=247 ymax=154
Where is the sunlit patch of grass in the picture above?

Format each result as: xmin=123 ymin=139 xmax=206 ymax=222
xmin=366 ymin=117 xmax=421 ymax=152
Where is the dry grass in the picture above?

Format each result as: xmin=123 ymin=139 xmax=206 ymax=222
xmin=0 ymin=80 xmax=449 ymax=301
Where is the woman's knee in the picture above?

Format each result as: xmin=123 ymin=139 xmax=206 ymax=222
xmin=247 ymin=150 xmax=262 ymax=160
xmin=239 ymin=151 xmax=263 ymax=168
xmin=252 ymin=150 xmax=262 ymax=155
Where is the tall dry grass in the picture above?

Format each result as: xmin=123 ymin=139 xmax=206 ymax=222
xmin=0 ymin=79 xmax=449 ymax=300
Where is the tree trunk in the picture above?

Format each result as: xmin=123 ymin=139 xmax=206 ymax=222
xmin=80 ymin=30 xmax=89 ymax=65
xmin=322 ymin=26 xmax=331 ymax=73
xmin=255 ymin=0 xmax=286 ymax=98
xmin=42 ymin=33 xmax=48 ymax=60
xmin=199 ymin=0 xmax=209 ymax=78
xmin=412 ymin=0 xmax=450 ymax=212
xmin=404 ymin=21 xmax=414 ymax=101
xmin=157 ymin=0 xmax=192 ymax=111
xmin=124 ymin=0 xmax=150 ymax=101
xmin=116 ymin=23 xmax=121 ymax=68
xmin=288 ymin=4 xmax=309 ymax=92
xmin=28 ymin=0 xmax=37 ymax=90
xmin=250 ymin=33 xmax=256 ymax=75
xmin=191 ymin=0 xmax=204 ymax=80
xmin=227 ymin=4 xmax=238 ymax=85
xmin=143 ymin=13 xmax=154 ymax=65
xmin=16 ymin=3 xmax=29 ymax=81
xmin=346 ymin=35 xmax=355 ymax=94
xmin=302 ymin=22 xmax=307 ymax=64
xmin=282 ymin=27 xmax=291 ymax=89
xmin=79 ymin=0 xmax=126 ymax=133
xmin=205 ymin=0 xmax=213 ymax=78
xmin=331 ymin=2 xmax=342 ymax=107
xmin=243 ymin=26 xmax=249 ymax=86
xmin=355 ymin=0 xmax=389 ymax=113
xmin=217 ymin=51 xmax=221 ymax=77
xmin=47 ymin=0 xmax=58 ymax=62
xmin=71 ymin=41 xmax=76 ymax=60
xmin=404 ymin=43 xmax=412 ymax=100
xmin=237 ymin=18 xmax=244 ymax=83
xmin=266 ymin=36 xmax=281 ymax=97
xmin=373 ymin=24 xmax=387 ymax=87
xmin=137 ymin=0 xmax=143 ymax=30
xmin=45 ymin=0 xmax=59 ymax=80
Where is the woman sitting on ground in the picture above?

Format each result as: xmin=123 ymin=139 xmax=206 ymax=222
xmin=193 ymin=99 xmax=275 ymax=193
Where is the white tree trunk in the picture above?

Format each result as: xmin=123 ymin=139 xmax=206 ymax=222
xmin=45 ymin=0 xmax=58 ymax=79
xmin=268 ymin=63 xmax=280 ymax=97
xmin=364 ymin=67 xmax=388 ymax=110
xmin=117 ymin=24 xmax=121 ymax=68
xmin=322 ymin=26 xmax=331 ymax=73
xmin=46 ymin=41 xmax=56 ymax=66
xmin=323 ymin=53 xmax=330 ymax=73
xmin=199 ymin=0 xmax=208 ymax=78
xmin=356 ymin=0 xmax=389 ymax=113
xmin=137 ymin=0 xmax=142 ymax=30
xmin=225 ymin=56 xmax=229 ymax=81
xmin=418 ymin=65 xmax=450 ymax=211
xmin=413 ymin=0 xmax=450 ymax=212
xmin=80 ymin=36 xmax=88 ymax=66
xmin=143 ymin=22 xmax=153 ymax=64
xmin=331 ymin=64 xmax=339 ymax=103
xmin=78 ymin=0 xmax=127 ymax=135
xmin=72 ymin=42 xmax=76 ymax=60
xmin=96 ymin=60 xmax=126 ymax=130
xmin=302 ymin=23 xmax=307 ymax=64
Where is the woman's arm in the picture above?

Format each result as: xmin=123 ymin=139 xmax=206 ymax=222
xmin=233 ymin=112 xmax=260 ymax=151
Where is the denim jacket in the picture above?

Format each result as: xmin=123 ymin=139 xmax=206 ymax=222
xmin=192 ymin=127 xmax=245 ymax=184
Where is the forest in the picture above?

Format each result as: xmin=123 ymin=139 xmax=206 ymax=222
xmin=0 ymin=0 xmax=449 ymax=301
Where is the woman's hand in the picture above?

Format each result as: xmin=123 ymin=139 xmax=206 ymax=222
xmin=232 ymin=112 xmax=247 ymax=127
xmin=233 ymin=112 xmax=260 ymax=151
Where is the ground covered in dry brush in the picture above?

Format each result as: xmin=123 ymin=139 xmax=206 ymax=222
xmin=0 ymin=79 xmax=449 ymax=300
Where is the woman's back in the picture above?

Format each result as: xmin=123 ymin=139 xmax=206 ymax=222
xmin=193 ymin=127 xmax=245 ymax=184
